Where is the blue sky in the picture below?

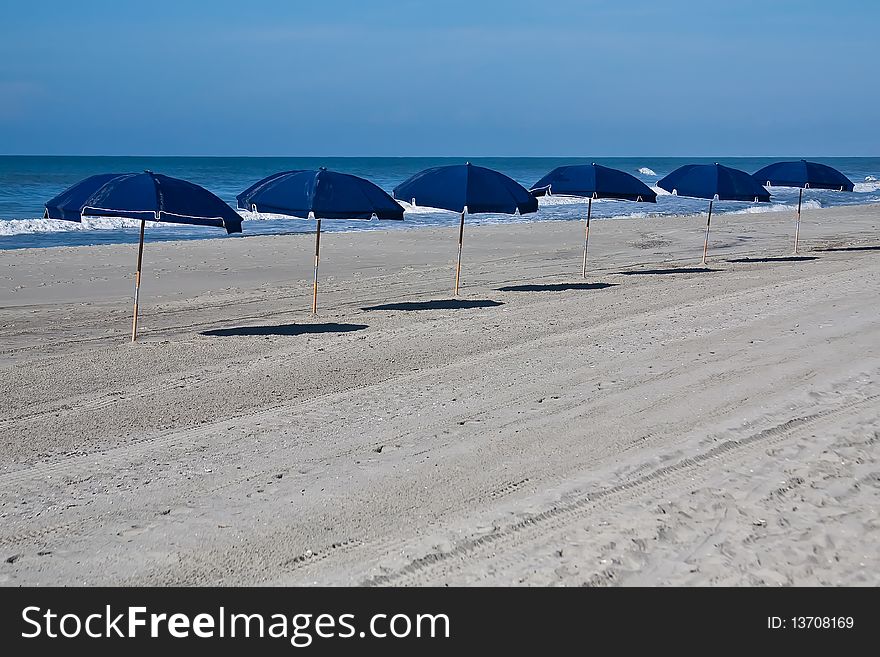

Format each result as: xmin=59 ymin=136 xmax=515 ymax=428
xmin=0 ymin=0 xmax=877 ymax=156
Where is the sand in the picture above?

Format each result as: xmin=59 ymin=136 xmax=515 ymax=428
xmin=0 ymin=203 xmax=878 ymax=586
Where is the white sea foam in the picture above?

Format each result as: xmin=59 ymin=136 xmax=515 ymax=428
xmin=537 ymin=195 xmax=661 ymax=208
xmin=638 ymin=167 xmax=657 ymax=176
xmin=537 ymin=195 xmax=593 ymax=206
xmin=866 ymin=175 xmax=877 ymax=182
xmin=0 ymin=216 xmax=161 ymax=236
xmin=399 ymin=198 xmax=606 ymax=213
xmin=854 ymin=180 xmax=880 ymax=193
xmin=650 ymin=186 xmax=672 ymax=196
xmin=396 ymin=201 xmax=455 ymax=216
xmin=239 ymin=210 xmax=299 ymax=221
xmin=730 ymin=200 xmax=822 ymax=215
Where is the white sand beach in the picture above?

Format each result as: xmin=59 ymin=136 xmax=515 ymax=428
xmin=1 ymin=204 xmax=879 ymax=586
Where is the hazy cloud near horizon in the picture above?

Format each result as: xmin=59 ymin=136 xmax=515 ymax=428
xmin=0 ymin=0 xmax=876 ymax=156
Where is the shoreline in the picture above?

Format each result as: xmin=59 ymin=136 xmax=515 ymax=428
xmin=0 ymin=201 xmax=880 ymax=252
xmin=2 ymin=197 xmax=878 ymax=252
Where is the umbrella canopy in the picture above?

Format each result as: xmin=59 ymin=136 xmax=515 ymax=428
xmin=751 ymin=160 xmax=854 ymax=254
xmin=657 ymin=163 xmax=770 ymax=202
xmin=393 ymin=162 xmax=538 ymax=215
xmin=237 ymin=168 xmax=404 ymax=220
xmin=529 ymin=163 xmax=657 ymax=278
xmin=530 ymin=163 xmax=658 ymax=202
xmin=45 ymin=171 xmax=243 ymax=233
xmin=657 ymin=164 xmax=770 ymax=265
xmin=392 ymin=163 xmax=536 ymax=294
xmin=44 ymin=171 xmax=243 ymax=342
xmin=752 ymin=160 xmax=854 ymax=192
xmin=237 ymin=168 xmax=404 ymax=314
xmin=45 ymin=172 xmax=131 ymax=222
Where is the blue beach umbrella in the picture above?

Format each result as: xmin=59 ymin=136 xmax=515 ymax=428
xmin=752 ymin=160 xmax=854 ymax=253
xmin=237 ymin=168 xmax=404 ymax=313
xmin=657 ymin=163 xmax=770 ymax=264
xmin=392 ymin=162 xmax=538 ymax=295
xmin=45 ymin=171 xmax=243 ymax=341
xmin=530 ymin=163 xmax=657 ymax=277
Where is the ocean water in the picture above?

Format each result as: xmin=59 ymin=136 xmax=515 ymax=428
xmin=1 ymin=156 xmax=878 ymax=250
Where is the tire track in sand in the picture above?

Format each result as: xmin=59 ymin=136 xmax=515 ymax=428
xmin=360 ymin=392 xmax=880 ymax=586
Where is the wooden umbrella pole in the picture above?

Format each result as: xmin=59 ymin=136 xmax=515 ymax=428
xmin=794 ymin=187 xmax=803 ymax=254
xmin=701 ymin=200 xmax=713 ymax=265
xmin=454 ymin=210 xmax=465 ymax=296
xmin=312 ymin=218 xmax=322 ymax=314
xmin=131 ymin=219 xmax=146 ymax=343
xmin=582 ymin=197 xmax=593 ymax=279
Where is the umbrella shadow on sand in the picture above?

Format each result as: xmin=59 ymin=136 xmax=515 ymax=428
xmin=362 ymin=299 xmax=503 ymax=312
xmin=817 ymin=246 xmax=880 ymax=253
xmin=496 ymin=282 xmax=617 ymax=292
xmin=617 ymin=267 xmax=716 ymax=275
xmin=726 ymin=256 xmax=818 ymax=263
xmin=202 ymin=322 xmax=367 ymax=337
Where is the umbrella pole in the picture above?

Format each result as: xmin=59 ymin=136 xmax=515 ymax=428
xmin=701 ymin=200 xmax=713 ymax=265
xmin=582 ymin=197 xmax=593 ymax=279
xmin=454 ymin=210 xmax=465 ymax=296
xmin=312 ymin=218 xmax=322 ymax=314
xmin=131 ymin=219 xmax=146 ymax=343
xmin=794 ymin=188 xmax=803 ymax=254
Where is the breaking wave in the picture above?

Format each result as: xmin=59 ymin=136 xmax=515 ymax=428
xmin=394 ymin=201 xmax=452 ymax=215
xmin=731 ymin=200 xmax=822 ymax=214
xmin=537 ymin=195 xmax=593 ymax=206
xmin=854 ymin=180 xmax=880 ymax=193
xmin=0 ymin=216 xmax=162 ymax=236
